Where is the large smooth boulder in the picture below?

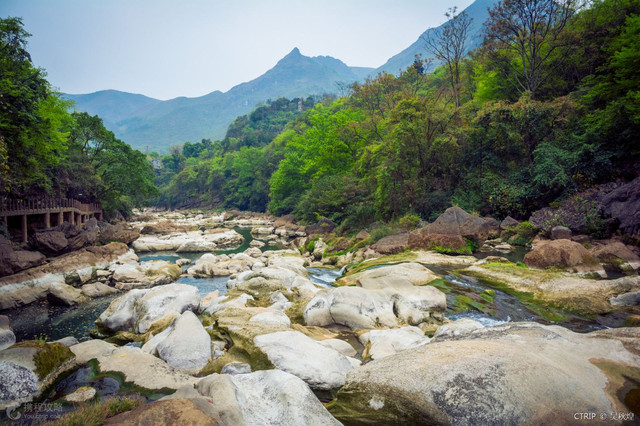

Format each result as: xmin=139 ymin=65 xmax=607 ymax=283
xmin=305 ymin=284 xmax=446 ymax=330
xmin=67 ymin=218 xmax=100 ymax=250
xmin=359 ymin=326 xmax=429 ymax=360
xmin=0 ymin=236 xmax=46 ymax=277
xmin=97 ymin=221 xmax=140 ymax=245
xmin=153 ymin=311 xmax=212 ymax=371
xmin=96 ymin=289 xmax=148 ymax=333
xmin=464 ymin=260 xmax=640 ymax=316
xmin=0 ymin=341 xmax=75 ymax=410
xmin=408 ymin=230 xmax=470 ymax=254
xmin=249 ymin=310 xmax=291 ymax=327
xmin=81 ymin=282 xmax=118 ymax=298
xmin=111 ymin=260 xmax=181 ymax=287
xmin=47 ymin=283 xmax=87 ymax=306
xmin=134 ymin=284 xmax=200 ymax=334
xmin=524 ymin=239 xmax=603 ymax=275
xmin=96 ymin=284 xmax=200 ymax=334
xmin=417 ymin=206 xmax=489 ymax=247
xmin=132 ymin=229 xmax=244 ymax=252
xmin=29 ymin=231 xmax=68 ymax=256
xmin=591 ymin=240 xmax=640 ymax=272
xmin=329 ymin=323 xmax=640 ymax=424
xmin=254 ymin=330 xmax=357 ymax=390
xmin=197 ymin=370 xmax=341 ymax=426
xmin=371 ymin=233 xmax=409 ymax=254
xmin=337 ymin=262 xmax=439 ymax=287
xmin=0 ymin=243 xmax=129 ymax=301
xmin=550 ymin=226 xmax=572 ymax=240
xmin=500 ymin=216 xmax=520 ymax=229
xmin=187 ymin=253 xmax=256 ymax=277
xmin=140 ymin=221 xmax=191 ymax=234
xmin=69 ymin=341 xmax=197 ymax=391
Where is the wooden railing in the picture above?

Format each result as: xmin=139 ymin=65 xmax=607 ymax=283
xmin=0 ymin=197 xmax=101 ymax=213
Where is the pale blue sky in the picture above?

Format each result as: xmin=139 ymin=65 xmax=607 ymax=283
xmin=1 ymin=0 xmax=473 ymax=100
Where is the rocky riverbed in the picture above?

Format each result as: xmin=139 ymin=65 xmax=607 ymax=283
xmin=0 ymin=208 xmax=638 ymax=424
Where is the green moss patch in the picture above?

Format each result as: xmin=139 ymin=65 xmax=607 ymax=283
xmin=13 ymin=341 xmax=75 ymax=380
xmin=84 ymin=359 xmax=174 ymax=400
xmin=458 ymin=269 xmax=569 ymax=322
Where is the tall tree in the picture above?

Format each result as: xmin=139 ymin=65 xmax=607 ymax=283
xmin=423 ymin=7 xmax=473 ymax=107
xmin=0 ymin=17 xmax=68 ymax=196
xmin=484 ymin=0 xmax=576 ymax=99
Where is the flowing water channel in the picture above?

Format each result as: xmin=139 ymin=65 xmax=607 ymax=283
xmin=5 ymin=229 xmax=606 ymax=342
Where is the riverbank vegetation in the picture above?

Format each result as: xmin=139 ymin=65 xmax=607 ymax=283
xmin=152 ymin=0 xmax=639 ymax=234
xmin=0 ymin=17 xmax=157 ymax=218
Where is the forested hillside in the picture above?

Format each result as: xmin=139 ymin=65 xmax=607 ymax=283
xmin=0 ymin=18 xmax=156 ymax=218
xmin=153 ymin=0 xmax=640 ymax=234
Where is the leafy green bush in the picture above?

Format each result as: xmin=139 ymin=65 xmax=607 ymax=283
xmin=398 ymin=213 xmax=421 ymax=231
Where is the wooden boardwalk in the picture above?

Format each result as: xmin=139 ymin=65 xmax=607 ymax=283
xmin=0 ymin=198 xmax=102 ymax=243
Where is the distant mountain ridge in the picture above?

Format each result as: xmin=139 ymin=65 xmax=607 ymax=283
xmin=66 ymin=0 xmax=496 ymax=153
xmin=65 ymin=48 xmax=374 ymax=152
xmin=376 ymin=0 xmax=498 ymax=74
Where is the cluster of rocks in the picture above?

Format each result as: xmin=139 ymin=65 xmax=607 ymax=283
xmin=0 ymin=247 xmax=455 ymax=422
xmin=0 ymin=242 xmax=183 ymax=310
xmin=0 ymin=219 xmax=139 ymax=278
xmin=132 ymin=229 xmax=244 ymax=253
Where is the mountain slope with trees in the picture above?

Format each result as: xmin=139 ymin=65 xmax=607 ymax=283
xmin=153 ymin=0 xmax=640 ymax=239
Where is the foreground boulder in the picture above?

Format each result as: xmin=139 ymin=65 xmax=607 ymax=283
xmin=197 ymin=370 xmax=341 ymax=425
xmin=0 ymin=341 xmax=75 ymax=409
xmin=70 ymin=340 xmax=197 ymax=391
xmin=328 ymin=323 xmax=640 ymax=424
xmin=305 ymin=278 xmax=446 ymax=330
xmin=524 ymin=239 xmax=604 ymax=275
xmin=96 ymin=284 xmax=200 ymax=334
xmin=305 ymin=286 xmax=445 ymax=330
xmin=359 ymin=326 xmax=429 ymax=360
xmin=253 ymin=330 xmax=358 ymax=390
xmin=143 ymin=310 xmax=212 ymax=372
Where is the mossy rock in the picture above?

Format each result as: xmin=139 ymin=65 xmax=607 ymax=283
xmin=342 ymin=251 xmax=418 ymax=278
xmin=327 ymin=383 xmax=435 ymax=424
xmin=11 ymin=340 xmax=75 ymax=381
xmin=205 ymin=308 xmax=286 ymax=373
xmin=105 ymin=331 xmax=142 ymax=346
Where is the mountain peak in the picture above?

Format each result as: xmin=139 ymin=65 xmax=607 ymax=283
xmin=286 ymin=47 xmax=302 ymax=57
